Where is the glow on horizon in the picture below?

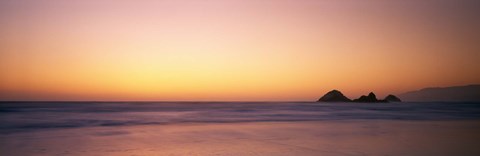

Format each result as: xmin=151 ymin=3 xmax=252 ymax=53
xmin=1 ymin=0 xmax=479 ymax=101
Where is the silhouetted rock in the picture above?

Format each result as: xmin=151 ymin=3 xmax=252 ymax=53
xmin=384 ymin=94 xmax=401 ymax=102
xmin=316 ymin=90 xmax=402 ymax=103
xmin=353 ymin=92 xmax=386 ymax=103
xmin=317 ymin=90 xmax=351 ymax=102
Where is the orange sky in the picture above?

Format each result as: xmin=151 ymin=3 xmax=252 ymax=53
xmin=1 ymin=0 xmax=479 ymax=101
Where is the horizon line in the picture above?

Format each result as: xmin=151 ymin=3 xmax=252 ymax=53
xmin=0 ymin=100 xmax=316 ymax=103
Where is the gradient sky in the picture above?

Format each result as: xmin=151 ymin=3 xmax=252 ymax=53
xmin=1 ymin=0 xmax=479 ymax=101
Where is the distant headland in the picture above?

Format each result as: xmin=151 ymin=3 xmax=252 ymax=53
xmin=399 ymin=84 xmax=480 ymax=102
xmin=317 ymin=90 xmax=401 ymax=103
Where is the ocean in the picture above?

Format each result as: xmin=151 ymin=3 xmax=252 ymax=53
xmin=2 ymin=102 xmax=480 ymax=156
xmin=1 ymin=101 xmax=479 ymax=134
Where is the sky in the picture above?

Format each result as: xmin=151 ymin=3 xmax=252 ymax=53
xmin=1 ymin=0 xmax=479 ymax=101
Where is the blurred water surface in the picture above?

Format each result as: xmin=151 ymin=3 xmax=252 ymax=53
xmin=1 ymin=101 xmax=480 ymax=133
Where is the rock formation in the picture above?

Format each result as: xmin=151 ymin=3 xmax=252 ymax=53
xmin=317 ymin=90 xmax=402 ymax=103
xmin=317 ymin=90 xmax=352 ymax=102
xmin=384 ymin=94 xmax=401 ymax=102
xmin=353 ymin=92 xmax=383 ymax=103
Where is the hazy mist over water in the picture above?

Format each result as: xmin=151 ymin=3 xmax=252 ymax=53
xmin=1 ymin=102 xmax=480 ymax=134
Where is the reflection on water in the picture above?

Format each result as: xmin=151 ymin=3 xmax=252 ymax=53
xmin=1 ymin=101 xmax=479 ymax=133
xmin=1 ymin=102 xmax=480 ymax=156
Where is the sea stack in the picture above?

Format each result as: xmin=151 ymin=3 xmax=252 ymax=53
xmin=384 ymin=94 xmax=401 ymax=102
xmin=353 ymin=92 xmax=381 ymax=102
xmin=317 ymin=90 xmax=402 ymax=103
xmin=317 ymin=90 xmax=352 ymax=102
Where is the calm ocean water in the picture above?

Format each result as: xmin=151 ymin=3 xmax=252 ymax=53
xmin=1 ymin=102 xmax=480 ymax=133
